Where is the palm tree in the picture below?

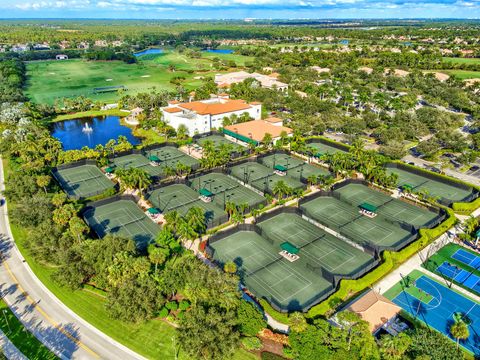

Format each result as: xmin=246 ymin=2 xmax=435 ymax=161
xmin=186 ymin=207 xmax=206 ymax=236
xmin=36 ymin=175 xmax=51 ymax=193
xmin=223 ymin=261 xmax=237 ymax=274
xmin=164 ymin=210 xmax=181 ymax=234
xmin=306 ymin=174 xmax=318 ymax=187
xmin=272 ymin=180 xmax=289 ymax=200
xmin=450 ymin=319 xmax=469 ymax=349
xmin=225 ymin=201 xmax=236 ymax=219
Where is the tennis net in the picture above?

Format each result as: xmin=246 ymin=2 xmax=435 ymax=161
xmin=246 ymin=256 xmax=283 ymax=276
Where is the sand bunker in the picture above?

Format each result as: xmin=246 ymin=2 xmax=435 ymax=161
xmin=141 ymin=75 xmax=151 ymax=78
xmin=106 ymin=78 xmax=113 ymax=81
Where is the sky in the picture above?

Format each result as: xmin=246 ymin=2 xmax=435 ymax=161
xmin=1 ymin=0 xmax=480 ymax=19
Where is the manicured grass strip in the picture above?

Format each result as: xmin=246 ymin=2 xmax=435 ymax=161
xmin=52 ymin=109 xmax=129 ymax=122
xmin=0 ymin=299 xmax=57 ymax=360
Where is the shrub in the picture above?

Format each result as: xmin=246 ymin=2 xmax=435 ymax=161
xmin=179 ymin=300 xmax=190 ymax=311
xmin=241 ymin=336 xmax=262 ymax=351
xmin=176 ymin=310 xmax=185 ymax=320
xmin=158 ymin=307 xmax=169 ymax=318
xmin=237 ymin=300 xmax=267 ymax=336
xmin=165 ymin=301 xmax=178 ymax=311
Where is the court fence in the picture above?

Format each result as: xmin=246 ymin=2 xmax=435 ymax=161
xmin=305 ymin=137 xmax=351 ymax=153
xmin=80 ymin=194 xmax=138 ymax=238
xmin=52 ymin=159 xmax=118 ymax=200
xmin=206 ymin=206 xmax=381 ymax=313
xmin=386 ymin=162 xmax=479 ymax=206
xmin=298 ymin=188 xmax=421 ymax=254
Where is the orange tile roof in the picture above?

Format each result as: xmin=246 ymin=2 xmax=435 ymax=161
xmin=168 ymin=100 xmax=180 ymax=104
xmin=178 ymin=99 xmax=252 ymax=116
xmin=224 ymin=120 xmax=292 ymax=142
xmin=250 ymin=101 xmax=262 ymax=105
xmin=219 ymin=83 xmax=230 ymax=88
xmin=164 ymin=107 xmax=182 ymax=113
xmin=346 ymin=290 xmax=401 ymax=332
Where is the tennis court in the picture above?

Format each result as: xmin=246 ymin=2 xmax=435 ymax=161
xmin=386 ymin=166 xmax=474 ymax=203
xmin=54 ymin=164 xmax=115 ymax=199
xmin=112 ymin=153 xmax=164 ymax=177
xmin=300 ymin=196 xmax=413 ymax=250
xmin=196 ymin=134 xmax=244 ymax=152
xmin=83 ymin=199 xmax=160 ymax=249
xmin=144 ymin=146 xmax=199 ymax=170
xmin=306 ymin=141 xmax=347 ymax=157
xmin=391 ymin=273 xmax=480 ymax=355
xmin=146 ymin=184 xmax=227 ymax=226
xmin=257 ymin=212 xmax=375 ymax=275
xmin=259 ymin=153 xmax=331 ymax=180
xmin=335 ymin=183 xmax=439 ymax=228
xmin=437 ymin=262 xmax=480 ymax=294
xmin=209 ymin=230 xmax=334 ymax=311
xmin=189 ymin=173 xmax=266 ymax=209
xmin=230 ymin=162 xmax=304 ymax=193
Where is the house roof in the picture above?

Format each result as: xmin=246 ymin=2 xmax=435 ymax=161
xmin=224 ymin=120 xmax=292 ymax=142
xmin=178 ymin=99 xmax=252 ymax=116
xmin=345 ymin=290 xmax=401 ymax=332
xmin=168 ymin=100 xmax=180 ymax=104
xmin=164 ymin=107 xmax=182 ymax=113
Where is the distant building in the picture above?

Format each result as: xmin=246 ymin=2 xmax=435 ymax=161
xmin=56 ymin=54 xmax=68 ymax=60
xmin=161 ymin=98 xmax=261 ymax=136
xmin=223 ymin=119 xmax=292 ymax=146
xmin=214 ymin=71 xmax=288 ymax=92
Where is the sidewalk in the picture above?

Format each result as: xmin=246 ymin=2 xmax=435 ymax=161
xmin=0 ymin=329 xmax=27 ymax=360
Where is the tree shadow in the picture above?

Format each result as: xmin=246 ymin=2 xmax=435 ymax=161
xmin=0 ymin=233 xmax=13 ymax=261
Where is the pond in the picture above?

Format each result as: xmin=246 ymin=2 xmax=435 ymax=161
xmin=203 ymin=49 xmax=234 ymax=54
xmin=52 ymin=116 xmax=141 ymax=150
xmin=134 ymin=48 xmax=164 ymax=57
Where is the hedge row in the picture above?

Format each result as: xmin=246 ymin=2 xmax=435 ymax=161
xmin=452 ymin=196 xmax=480 ymax=215
xmin=305 ymin=207 xmax=456 ymax=318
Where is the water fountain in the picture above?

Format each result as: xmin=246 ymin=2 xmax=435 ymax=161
xmin=82 ymin=123 xmax=93 ymax=132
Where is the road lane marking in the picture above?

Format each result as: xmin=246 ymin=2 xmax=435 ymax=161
xmin=2 ymin=260 xmax=100 ymax=359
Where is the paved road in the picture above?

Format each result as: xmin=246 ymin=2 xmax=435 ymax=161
xmin=0 ymin=158 xmax=145 ymax=360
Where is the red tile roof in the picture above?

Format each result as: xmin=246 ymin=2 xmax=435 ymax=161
xmin=224 ymin=120 xmax=292 ymax=142
xmin=178 ymin=99 xmax=252 ymax=116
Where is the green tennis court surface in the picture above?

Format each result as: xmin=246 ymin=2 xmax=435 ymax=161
xmin=209 ymin=211 xmax=377 ymax=311
xmin=209 ymin=230 xmax=333 ymax=311
xmin=112 ymin=153 xmax=164 ymax=177
xmin=300 ymin=196 xmax=413 ymax=250
xmin=83 ymin=199 xmax=160 ymax=249
xmin=144 ymin=146 xmax=199 ymax=170
xmin=259 ymin=153 xmax=331 ymax=180
xmin=386 ymin=166 xmax=474 ymax=203
xmin=146 ymin=184 xmax=227 ymax=226
xmin=257 ymin=212 xmax=375 ymax=275
xmin=230 ymin=162 xmax=304 ymax=193
xmin=189 ymin=172 xmax=266 ymax=209
xmin=335 ymin=183 xmax=439 ymax=228
xmin=54 ymin=164 xmax=115 ymax=199
xmin=306 ymin=140 xmax=347 ymax=156
xmin=196 ymin=134 xmax=245 ymax=152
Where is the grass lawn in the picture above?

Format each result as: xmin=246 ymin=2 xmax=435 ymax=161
xmin=0 ymin=299 xmax=57 ymax=360
xmin=25 ymin=58 xmax=216 ymax=105
xmin=443 ymin=57 xmax=480 ymax=65
xmin=383 ymin=270 xmax=424 ymax=299
xmin=442 ymin=69 xmax=480 ymax=80
xmin=200 ymin=52 xmax=255 ymax=66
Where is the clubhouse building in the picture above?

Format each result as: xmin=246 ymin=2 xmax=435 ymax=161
xmin=223 ymin=117 xmax=293 ymax=145
xmin=161 ymin=97 xmax=262 ymax=135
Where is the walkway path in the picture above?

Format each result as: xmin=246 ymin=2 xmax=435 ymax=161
xmin=0 ymin=328 xmax=28 ymax=360
xmin=0 ymin=157 xmax=145 ymax=360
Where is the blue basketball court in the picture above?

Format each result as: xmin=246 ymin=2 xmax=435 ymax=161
xmin=392 ymin=275 xmax=480 ymax=355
